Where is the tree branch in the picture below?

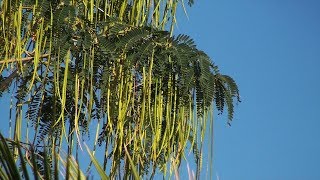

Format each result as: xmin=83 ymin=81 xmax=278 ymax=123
xmin=0 ymin=54 xmax=49 ymax=65
xmin=0 ymin=54 xmax=50 ymax=92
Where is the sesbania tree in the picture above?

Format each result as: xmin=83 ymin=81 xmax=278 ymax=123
xmin=0 ymin=0 xmax=240 ymax=179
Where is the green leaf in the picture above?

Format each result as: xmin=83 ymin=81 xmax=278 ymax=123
xmin=84 ymin=144 xmax=109 ymax=180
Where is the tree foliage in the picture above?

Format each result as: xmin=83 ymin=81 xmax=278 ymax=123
xmin=0 ymin=0 xmax=240 ymax=179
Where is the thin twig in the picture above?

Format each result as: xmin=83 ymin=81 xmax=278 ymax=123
xmin=0 ymin=54 xmax=49 ymax=65
xmin=0 ymin=54 xmax=50 ymax=92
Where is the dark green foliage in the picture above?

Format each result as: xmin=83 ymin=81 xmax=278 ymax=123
xmin=0 ymin=133 xmax=67 ymax=179
xmin=0 ymin=134 xmax=21 ymax=180
xmin=3 ymin=11 xmax=239 ymax=176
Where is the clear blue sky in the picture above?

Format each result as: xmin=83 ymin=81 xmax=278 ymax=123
xmin=1 ymin=0 xmax=320 ymax=179
xmin=175 ymin=0 xmax=320 ymax=179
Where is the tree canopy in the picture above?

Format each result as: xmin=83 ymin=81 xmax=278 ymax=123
xmin=0 ymin=0 xmax=240 ymax=179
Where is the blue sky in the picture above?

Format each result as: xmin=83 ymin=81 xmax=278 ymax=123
xmin=174 ymin=0 xmax=320 ymax=179
xmin=1 ymin=0 xmax=320 ymax=179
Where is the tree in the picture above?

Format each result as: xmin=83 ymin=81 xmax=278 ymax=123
xmin=0 ymin=0 xmax=240 ymax=179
